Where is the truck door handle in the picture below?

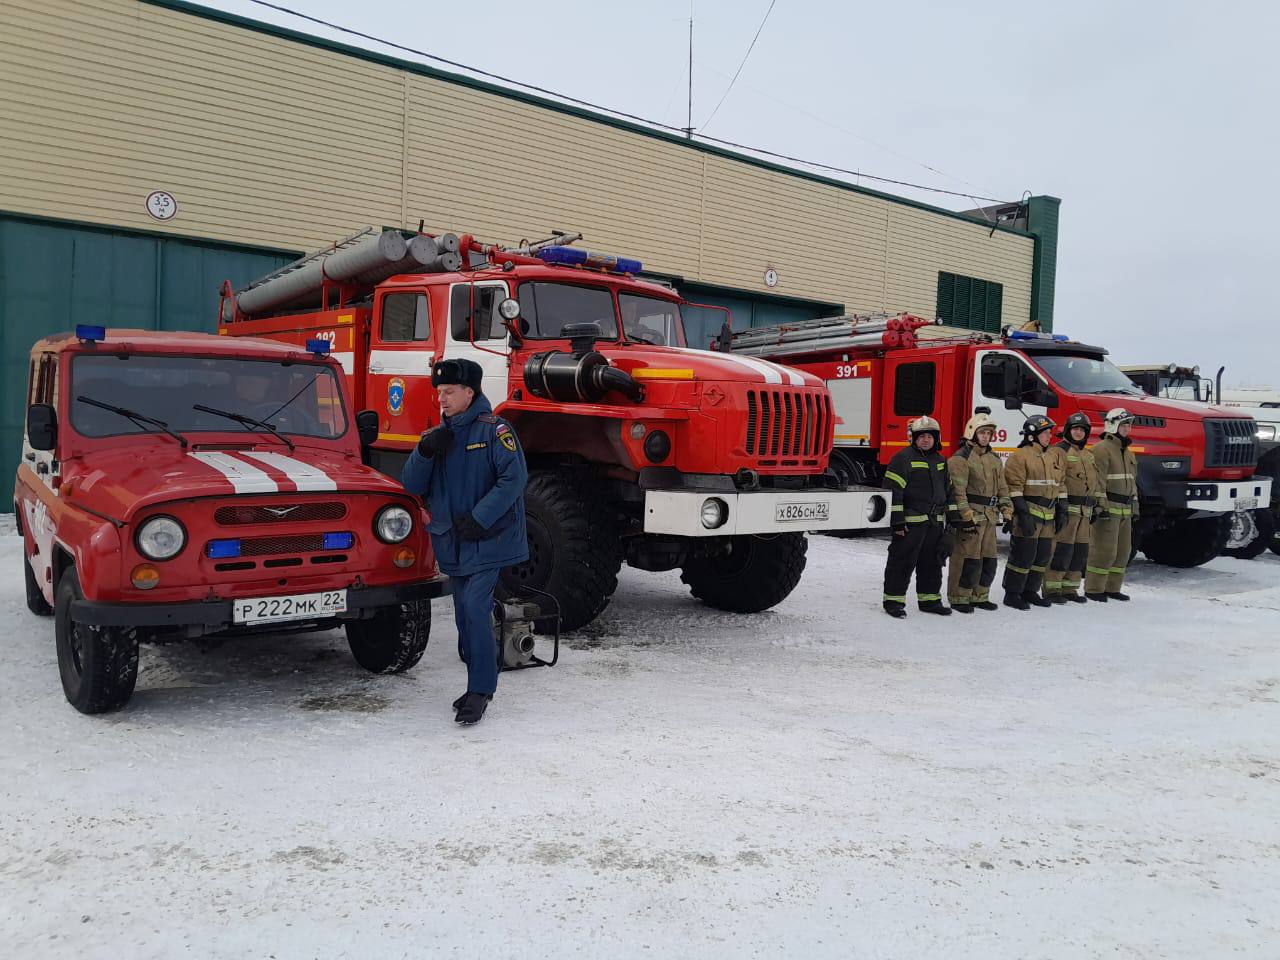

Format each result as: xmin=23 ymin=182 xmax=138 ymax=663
xmin=24 ymin=452 xmax=35 ymax=461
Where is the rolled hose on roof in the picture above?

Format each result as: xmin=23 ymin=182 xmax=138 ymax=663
xmin=522 ymin=350 xmax=645 ymax=404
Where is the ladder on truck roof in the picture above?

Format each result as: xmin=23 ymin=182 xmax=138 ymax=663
xmin=239 ymin=227 xmax=378 ymax=296
xmin=729 ymin=313 xmax=940 ymax=359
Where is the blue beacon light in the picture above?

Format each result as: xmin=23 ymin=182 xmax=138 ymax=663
xmin=306 ymin=338 xmax=332 ymax=355
xmin=76 ymin=324 xmax=107 ymax=343
xmin=538 ymin=246 xmax=643 ymax=274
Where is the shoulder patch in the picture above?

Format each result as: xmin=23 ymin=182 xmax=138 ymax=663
xmin=499 ymin=431 xmax=517 ymax=452
xmin=495 ymin=421 xmax=511 ymax=435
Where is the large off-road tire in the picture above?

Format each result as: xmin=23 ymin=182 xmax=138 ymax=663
xmin=1141 ymin=515 xmax=1231 ymax=568
xmin=54 ymin=571 xmax=138 ymax=714
xmin=345 ymin=601 xmax=431 ymax=674
xmin=500 ymin=470 xmax=622 ymax=632
xmin=680 ymin=532 xmax=807 ymax=613
xmin=1223 ymin=508 xmax=1275 ymax=560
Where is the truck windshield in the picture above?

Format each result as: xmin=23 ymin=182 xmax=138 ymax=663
xmin=619 ymin=293 xmax=687 ymax=347
xmin=1034 ymin=354 xmax=1144 ymax=397
xmin=1157 ymin=376 xmax=1203 ymax=401
xmin=517 ymin=282 xmax=619 ymax=340
xmin=71 ymin=354 xmax=347 ymax=439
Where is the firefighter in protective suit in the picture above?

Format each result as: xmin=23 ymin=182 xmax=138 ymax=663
xmin=1085 ymin=408 xmax=1139 ymax=601
xmin=1002 ymin=414 xmax=1065 ymax=610
xmin=881 ymin=416 xmax=958 ymax=618
xmin=946 ymin=411 xmax=1013 ymax=612
xmin=1043 ymin=412 xmax=1103 ymax=602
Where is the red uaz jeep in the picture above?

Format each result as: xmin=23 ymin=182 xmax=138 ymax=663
xmin=14 ymin=326 xmax=447 ymax=714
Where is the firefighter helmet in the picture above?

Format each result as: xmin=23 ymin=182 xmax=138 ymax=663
xmin=1061 ymin=411 xmax=1092 ymax=443
xmin=1103 ymin=407 xmax=1136 ymax=435
xmin=963 ymin=411 xmax=998 ymax=442
xmin=907 ymin=415 xmax=941 ymax=443
xmin=1021 ymin=414 xmax=1055 ymax=441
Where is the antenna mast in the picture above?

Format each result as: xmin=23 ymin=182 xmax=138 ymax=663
xmin=685 ymin=4 xmax=693 ymax=138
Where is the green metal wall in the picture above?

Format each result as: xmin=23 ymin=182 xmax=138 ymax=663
xmin=679 ymin=282 xmax=843 ymax=351
xmin=1 ymin=215 xmax=294 ymax=473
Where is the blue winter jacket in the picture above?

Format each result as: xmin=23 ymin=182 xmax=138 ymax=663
xmin=400 ymin=394 xmax=529 ymax=577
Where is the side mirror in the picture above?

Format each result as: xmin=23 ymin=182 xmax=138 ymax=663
xmin=355 ymin=409 xmax=379 ymax=448
xmin=997 ymin=360 xmax=1023 ymax=410
xmin=27 ymin=404 xmax=57 ymax=451
xmin=1036 ymin=387 xmax=1060 ymax=409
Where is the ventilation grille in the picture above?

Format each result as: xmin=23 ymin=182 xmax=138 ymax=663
xmin=214 ymin=502 xmax=346 ymax=525
xmin=744 ymin=389 xmax=831 ymax=460
xmin=1204 ymin=419 xmax=1258 ymax=468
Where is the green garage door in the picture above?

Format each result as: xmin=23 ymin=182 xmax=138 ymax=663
xmin=677 ymin=282 xmax=842 ymax=351
xmin=1 ymin=215 xmax=295 ymax=473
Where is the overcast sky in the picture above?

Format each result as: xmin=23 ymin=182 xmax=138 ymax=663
xmin=204 ymin=0 xmax=1280 ymax=388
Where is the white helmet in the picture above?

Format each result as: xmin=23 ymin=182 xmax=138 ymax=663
xmin=1103 ymin=407 xmax=1136 ymax=435
xmin=907 ymin=415 xmax=941 ymax=440
xmin=963 ymin=411 xmax=997 ymax=442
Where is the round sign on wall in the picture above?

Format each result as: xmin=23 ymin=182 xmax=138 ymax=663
xmin=764 ymin=267 xmax=779 ymax=288
xmin=145 ymin=191 xmax=178 ymax=221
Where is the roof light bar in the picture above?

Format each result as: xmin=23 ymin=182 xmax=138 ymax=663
xmin=538 ymin=245 xmax=642 ymax=274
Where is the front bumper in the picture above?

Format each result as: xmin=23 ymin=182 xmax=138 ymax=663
xmin=71 ymin=577 xmax=451 ymax=629
xmin=643 ymin=486 xmax=890 ymax=536
xmin=1156 ymin=476 xmax=1273 ymax=513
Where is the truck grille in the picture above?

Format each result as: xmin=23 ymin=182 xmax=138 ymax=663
xmin=1204 ymin=418 xmax=1258 ymax=467
xmin=238 ymin=534 xmax=326 ymax=557
xmin=744 ymin=389 xmax=831 ymax=460
xmin=214 ymin=502 xmax=346 ymax=525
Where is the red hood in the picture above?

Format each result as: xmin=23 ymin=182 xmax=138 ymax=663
xmin=603 ymin=344 xmax=823 ymax=388
xmin=1076 ymin=394 xmax=1250 ymax=424
xmin=62 ymin=440 xmax=406 ymax=521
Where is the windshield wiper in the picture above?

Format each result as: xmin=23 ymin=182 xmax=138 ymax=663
xmin=193 ymin=404 xmax=295 ymax=452
xmin=77 ymin=396 xmax=189 ymax=447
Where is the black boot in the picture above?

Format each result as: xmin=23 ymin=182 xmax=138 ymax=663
xmin=1048 ymin=593 xmax=1069 ymax=605
xmin=452 ymin=693 xmax=468 ymax=712
xmin=1064 ymin=593 xmax=1087 ymax=604
xmin=919 ymin=600 xmax=952 ymax=616
xmin=951 ymin=602 xmax=974 ymax=614
xmin=883 ymin=601 xmax=907 ymax=619
xmin=1086 ymin=592 xmax=1109 ymax=602
xmin=1004 ymin=593 xmax=1030 ymax=611
xmin=454 ymin=692 xmax=492 ymax=725
xmin=973 ymin=600 xmax=1000 ymax=611
xmin=1024 ymin=592 xmax=1053 ymax=608
xmin=1107 ymin=591 xmax=1131 ymax=601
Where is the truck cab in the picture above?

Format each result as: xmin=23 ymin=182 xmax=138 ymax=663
xmin=13 ymin=326 xmax=447 ymax=714
xmin=220 ymin=229 xmax=890 ymax=630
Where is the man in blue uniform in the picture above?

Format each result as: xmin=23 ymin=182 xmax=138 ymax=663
xmin=401 ymin=358 xmax=528 ymax=725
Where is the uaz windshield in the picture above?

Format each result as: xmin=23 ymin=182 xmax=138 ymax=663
xmin=71 ymin=354 xmax=347 ymax=439
xmin=1034 ymin=354 xmax=1143 ymax=397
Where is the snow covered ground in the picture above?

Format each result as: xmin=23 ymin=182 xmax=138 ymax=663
xmin=2 ymin=517 xmax=1278 ymax=959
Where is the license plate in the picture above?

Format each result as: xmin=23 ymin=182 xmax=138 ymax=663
xmin=775 ymin=501 xmax=830 ymax=523
xmin=232 ymin=589 xmax=347 ymax=625
xmin=1234 ymin=497 xmax=1259 ymax=511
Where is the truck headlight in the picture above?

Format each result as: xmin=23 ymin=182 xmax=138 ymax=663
xmin=1257 ymin=424 xmax=1276 ymax=442
xmin=701 ymin=497 xmax=728 ymax=529
xmin=136 ymin=516 xmax=186 ymax=560
xmin=375 ymin=505 xmax=413 ymax=543
xmin=644 ymin=429 xmax=672 ymax=463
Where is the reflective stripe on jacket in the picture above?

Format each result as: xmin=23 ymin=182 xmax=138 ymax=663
xmin=883 ymin=445 xmax=955 ymax=522
xmin=1003 ymin=444 xmax=1064 ymax=521
xmin=947 ymin=440 xmax=1011 ymax=522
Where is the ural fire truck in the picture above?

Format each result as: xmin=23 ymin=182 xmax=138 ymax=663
xmin=219 ymin=228 xmax=889 ymax=630
xmin=1121 ymin=362 xmax=1279 ymax=558
xmin=729 ymin=315 xmax=1271 ymax=568
xmin=14 ymin=327 xmax=449 ymax=713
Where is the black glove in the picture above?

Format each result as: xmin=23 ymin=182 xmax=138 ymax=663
xmin=1090 ymin=504 xmax=1103 ymax=524
xmin=891 ymin=519 xmax=907 ymax=538
xmin=937 ymin=530 xmax=957 ymax=563
xmin=452 ymin=513 xmax=487 ymax=541
xmin=1001 ymin=518 xmax=1013 ymax=535
xmin=1054 ymin=502 xmax=1069 ymax=534
xmin=953 ymin=514 xmax=977 ymax=531
xmin=417 ymin=426 xmax=455 ymax=458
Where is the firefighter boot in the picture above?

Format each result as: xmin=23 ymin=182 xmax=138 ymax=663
xmin=951 ymin=602 xmax=974 ymax=613
xmin=973 ymin=600 xmax=1000 ymax=611
xmin=1003 ymin=592 xmax=1030 ymax=611
xmin=1107 ymin=591 xmax=1131 ymax=601
xmin=1065 ymin=593 xmax=1087 ymax=604
xmin=1024 ymin=592 xmax=1053 ymax=608
xmin=883 ymin=601 xmax=907 ymax=619
xmin=1086 ymin=592 xmax=1109 ymax=602
xmin=919 ymin=600 xmax=952 ymax=616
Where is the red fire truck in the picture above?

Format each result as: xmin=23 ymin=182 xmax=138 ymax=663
xmin=14 ymin=326 xmax=448 ymax=713
xmin=728 ymin=315 xmax=1271 ymax=567
xmin=219 ymin=228 xmax=889 ymax=630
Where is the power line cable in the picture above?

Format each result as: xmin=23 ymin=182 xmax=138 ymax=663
xmin=237 ymin=0 xmax=1010 ymax=204
xmin=699 ymin=0 xmax=778 ymax=132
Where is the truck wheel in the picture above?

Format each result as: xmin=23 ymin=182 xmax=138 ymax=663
xmin=1141 ymin=515 xmax=1230 ymax=568
xmin=680 ymin=533 xmax=807 ymax=613
xmin=500 ymin=470 xmax=622 ymax=632
xmin=54 ymin=571 xmax=138 ymax=714
xmin=1223 ymin=508 xmax=1275 ymax=560
xmin=24 ymin=554 xmax=53 ymax=616
xmin=345 ymin=601 xmax=431 ymax=674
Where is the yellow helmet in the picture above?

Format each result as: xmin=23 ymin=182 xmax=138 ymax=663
xmin=963 ymin=411 xmax=997 ymax=441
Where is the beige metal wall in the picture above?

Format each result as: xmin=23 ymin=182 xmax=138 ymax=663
xmin=0 ymin=0 xmax=1034 ymax=323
